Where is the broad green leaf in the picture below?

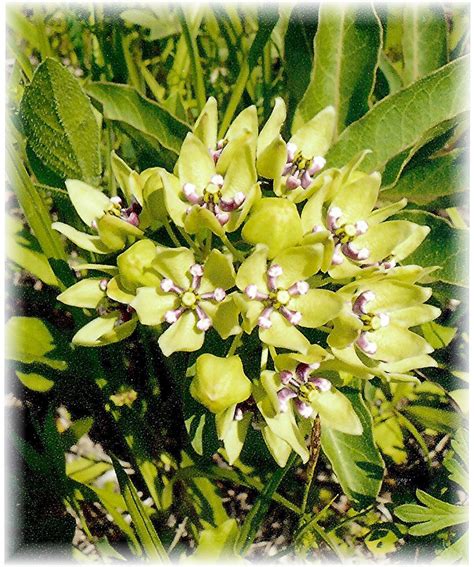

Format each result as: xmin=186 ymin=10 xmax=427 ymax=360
xmin=111 ymin=456 xmax=169 ymax=562
xmin=294 ymin=4 xmax=382 ymax=133
xmin=283 ymin=5 xmax=317 ymax=122
xmin=380 ymin=115 xmax=466 ymax=189
xmin=382 ymin=150 xmax=466 ymax=205
xmin=86 ymin=82 xmax=190 ymax=155
xmin=6 ymin=215 xmax=59 ymax=287
xmin=402 ymin=5 xmax=448 ymax=86
xmin=394 ymin=210 xmax=468 ymax=287
xmin=16 ymin=371 xmax=54 ymax=392
xmin=321 ymin=388 xmax=384 ymax=510
xmin=325 ymin=56 xmax=469 ymax=173
xmin=20 ymin=58 xmax=100 ymax=184
xmin=364 ymin=523 xmax=403 ymax=556
xmin=6 ymin=316 xmax=67 ymax=370
xmin=402 ymin=405 xmax=464 ymax=434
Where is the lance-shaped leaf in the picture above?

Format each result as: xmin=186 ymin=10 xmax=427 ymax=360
xmin=382 ymin=150 xmax=467 ymax=206
xmin=325 ymin=56 xmax=469 ymax=173
xmin=86 ymin=82 xmax=190 ymax=155
xmin=321 ymin=388 xmax=385 ymax=510
xmin=6 ymin=316 xmax=67 ymax=370
xmin=20 ymin=58 xmax=101 ymax=184
xmin=394 ymin=210 xmax=468 ymax=287
xmin=402 ymin=5 xmax=448 ymax=85
xmin=110 ymin=456 xmax=169 ymax=562
xmin=294 ymin=4 xmax=382 ymax=134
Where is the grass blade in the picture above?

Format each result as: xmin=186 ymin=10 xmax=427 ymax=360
xmin=111 ymin=455 xmax=169 ymax=562
xmin=235 ymin=453 xmax=297 ymax=555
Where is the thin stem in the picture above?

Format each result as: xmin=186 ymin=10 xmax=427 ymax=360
xmin=221 ymin=233 xmax=245 ymax=262
xmin=106 ymin=121 xmax=116 ymax=197
xmin=174 ymin=225 xmax=197 ymax=250
xmin=163 ymin=218 xmax=183 ymax=248
xmin=177 ymin=7 xmax=206 ymax=112
xmin=204 ymin=231 xmax=212 ymax=257
xmin=268 ymin=345 xmax=278 ymax=361
xmin=300 ymin=416 xmax=321 ymax=515
xmin=227 ymin=332 xmax=243 ymax=357
xmin=262 ymin=40 xmax=272 ymax=120
xmin=260 ymin=346 xmax=269 ymax=371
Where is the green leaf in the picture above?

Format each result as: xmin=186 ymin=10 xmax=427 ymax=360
xmin=20 ymin=58 xmax=101 ymax=184
xmin=435 ymin=531 xmax=468 ymax=563
xmin=421 ymin=321 xmax=457 ymax=350
xmin=374 ymin=416 xmax=407 ymax=465
xmin=325 ymin=56 xmax=469 ymax=172
xmin=235 ymin=454 xmax=296 ymax=554
xmin=66 ymin=457 xmax=112 ymax=484
xmin=395 ymin=489 xmax=468 ymax=536
xmin=86 ymin=82 xmax=190 ymax=155
xmin=16 ymin=371 xmax=54 ymax=392
xmin=283 ymin=5 xmax=317 ymax=121
xmin=194 ymin=519 xmax=240 ymax=560
xmin=218 ymin=6 xmax=279 ymax=138
xmin=402 ymin=5 xmax=448 ymax=86
xmin=382 ymin=150 xmax=466 ymax=205
xmin=161 ymin=464 xmax=300 ymax=515
xmin=321 ymin=388 xmax=384 ymax=509
xmin=120 ymin=8 xmax=180 ymax=40
xmin=394 ymin=210 xmax=468 ymax=287
xmin=6 ymin=129 xmax=68 ymax=272
xmin=380 ymin=116 xmax=466 ymax=189
xmin=6 ymin=316 xmax=67 ymax=370
xmin=6 ymin=215 xmax=59 ymax=287
xmin=402 ymin=405 xmax=464 ymax=434
xmin=294 ymin=4 xmax=382 ymax=133
xmin=111 ymin=456 xmax=169 ymax=562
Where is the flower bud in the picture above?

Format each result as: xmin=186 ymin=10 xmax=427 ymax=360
xmin=190 ymin=354 xmax=252 ymax=414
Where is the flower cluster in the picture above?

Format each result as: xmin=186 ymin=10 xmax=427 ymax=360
xmin=55 ymin=98 xmax=440 ymax=467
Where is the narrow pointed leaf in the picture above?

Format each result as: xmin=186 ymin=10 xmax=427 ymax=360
xmin=111 ymin=456 xmax=169 ymax=562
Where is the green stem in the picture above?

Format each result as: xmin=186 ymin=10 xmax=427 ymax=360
xmin=105 ymin=121 xmax=116 ymax=197
xmin=177 ymin=7 xmax=206 ymax=112
xmin=176 ymin=225 xmax=200 ymax=254
xmin=221 ymin=233 xmax=245 ymax=261
xmin=300 ymin=416 xmax=321 ymax=515
xmin=204 ymin=231 xmax=212 ymax=257
xmin=262 ymin=40 xmax=272 ymax=119
xmin=227 ymin=332 xmax=243 ymax=357
xmin=268 ymin=345 xmax=278 ymax=361
xmin=163 ymin=218 xmax=183 ymax=248
xmin=260 ymin=346 xmax=269 ymax=371
xmin=140 ymin=62 xmax=166 ymax=101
